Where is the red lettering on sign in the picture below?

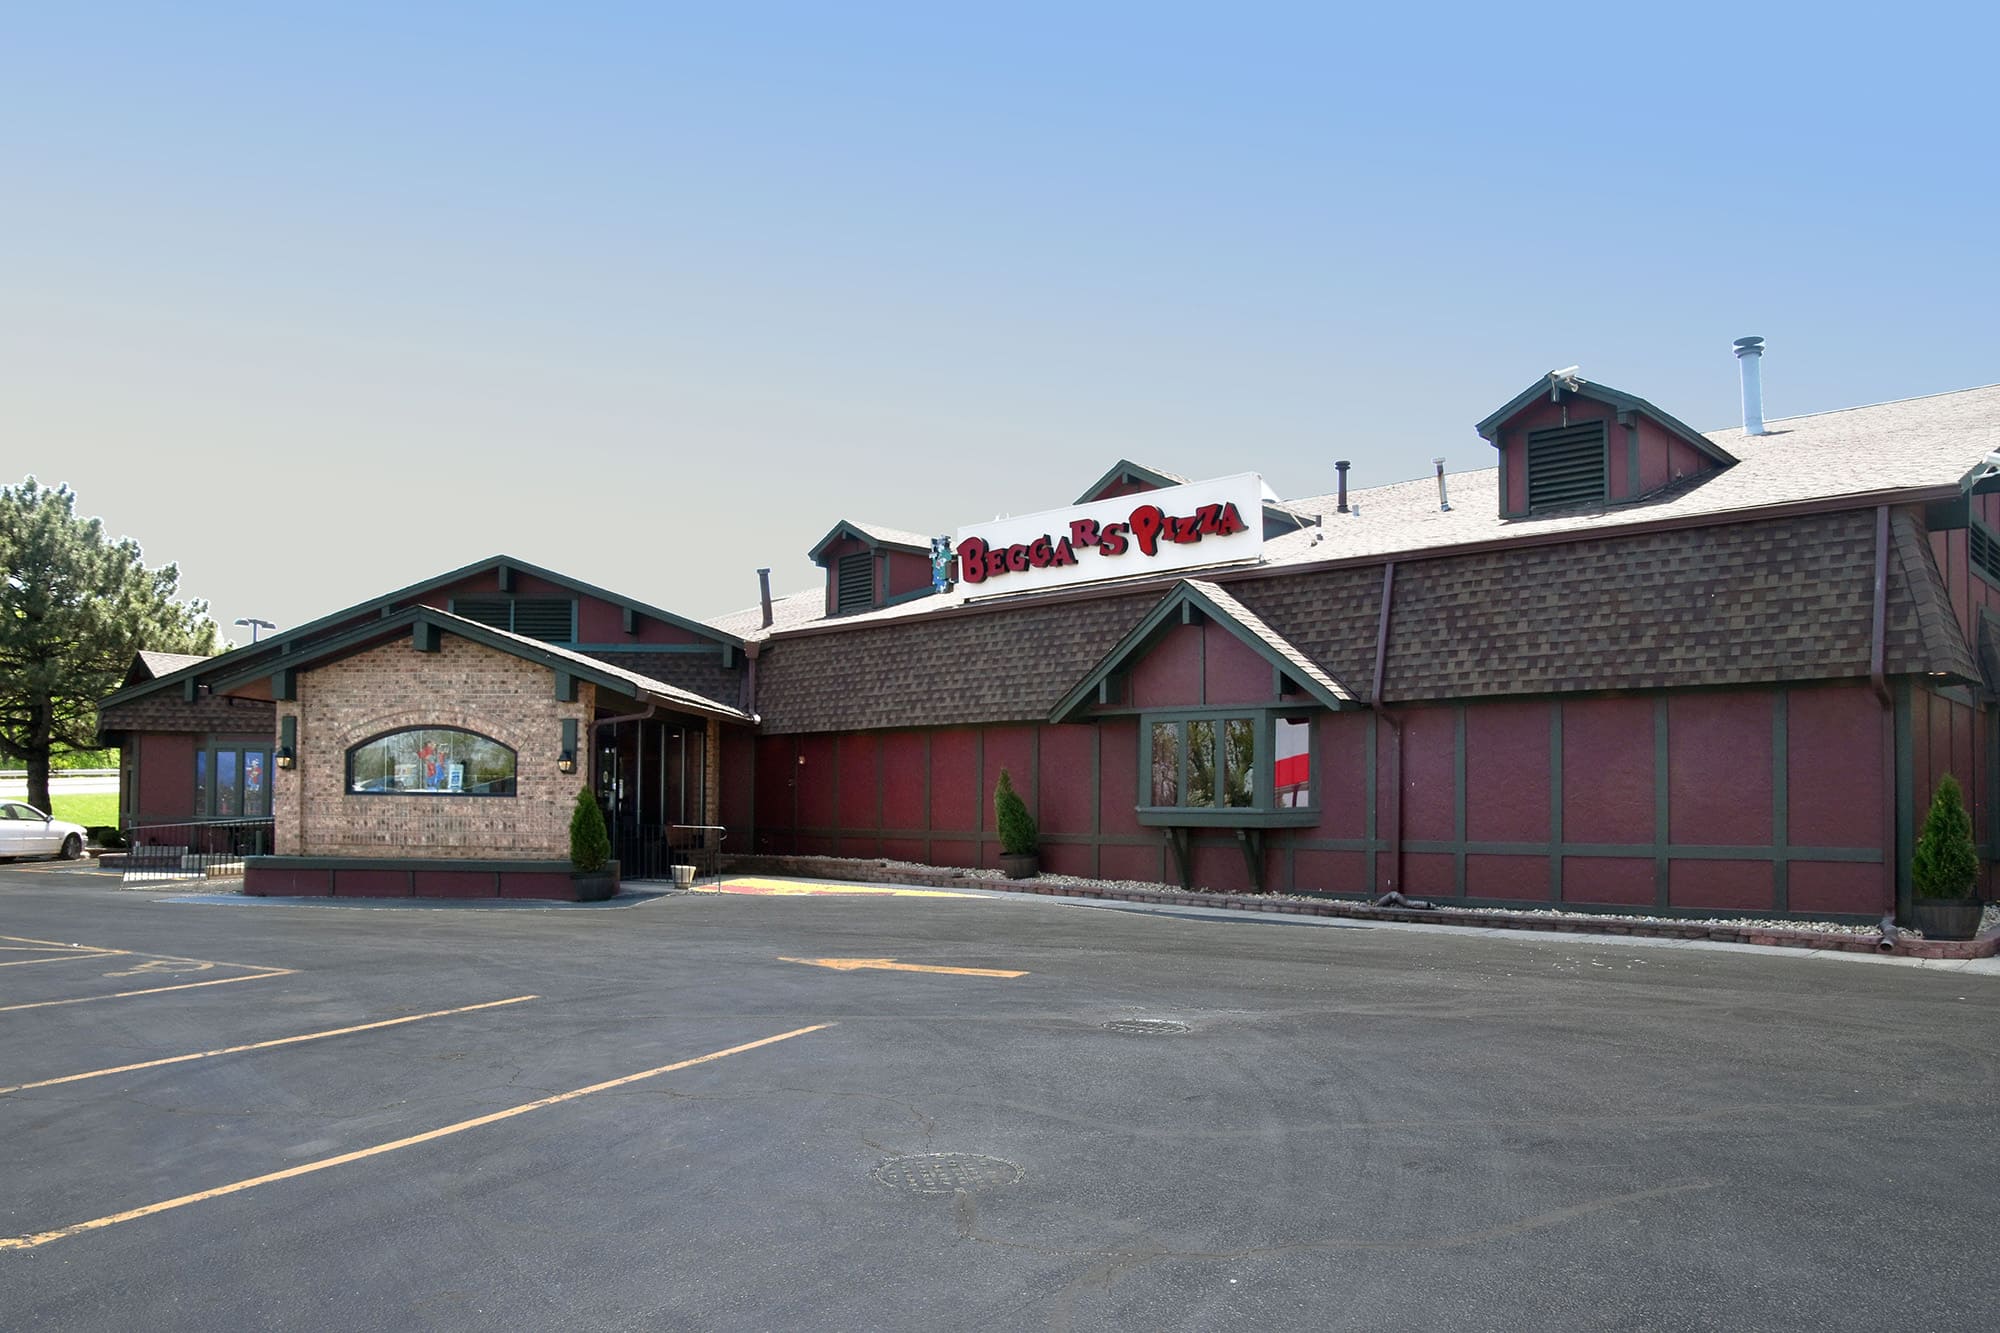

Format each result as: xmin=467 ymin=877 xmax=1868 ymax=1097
xmin=1029 ymin=536 xmax=1053 ymax=568
xmin=957 ymin=537 xmax=989 ymax=585
xmin=1050 ymin=537 xmax=1078 ymax=566
xmin=1128 ymin=505 xmax=1165 ymax=557
xmin=1099 ymin=523 xmax=1129 ymax=556
xmin=1217 ymin=502 xmax=1247 ymax=535
xmin=1005 ymin=544 xmax=1029 ymax=573
xmin=1069 ymin=519 xmax=1101 ymax=547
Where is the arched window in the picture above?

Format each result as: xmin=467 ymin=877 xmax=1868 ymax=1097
xmin=345 ymin=728 xmax=517 ymax=797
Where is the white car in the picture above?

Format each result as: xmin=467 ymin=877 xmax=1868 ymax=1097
xmin=0 ymin=802 xmax=87 ymax=860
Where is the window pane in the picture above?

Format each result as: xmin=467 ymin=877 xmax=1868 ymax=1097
xmin=1186 ymin=720 xmax=1215 ymax=807
xmin=243 ymin=752 xmax=269 ymax=817
xmin=1275 ymin=717 xmax=1312 ymax=807
xmin=347 ymin=728 xmax=516 ymax=797
xmin=1222 ymin=718 xmax=1256 ymax=808
xmin=215 ymin=751 xmax=239 ymax=817
xmin=1150 ymin=723 xmax=1180 ymax=806
xmin=195 ymin=751 xmax=209 ymax=816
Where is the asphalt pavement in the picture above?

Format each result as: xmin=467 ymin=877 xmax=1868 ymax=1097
xmin=1 ymin=862 xmax=1994 ymax=1331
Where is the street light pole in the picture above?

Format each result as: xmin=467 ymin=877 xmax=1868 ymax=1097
xmin=234 ymin=617 xmax=276 ymax=643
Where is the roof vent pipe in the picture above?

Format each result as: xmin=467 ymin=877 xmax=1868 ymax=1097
xmin=1734 ymin=336 xmax=1767 ymax=436
xmin=756 ymin=568 xmax=773 ymax=628
xmin=1433 ymin=458 xmax=1451 ymax=512
xmin=1335 ymin=459 xmax=1351 ymax=513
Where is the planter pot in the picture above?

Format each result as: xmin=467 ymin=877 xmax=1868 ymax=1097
xmin=669 ymin=863 xmax=696 ymax=888
xmin=999 ymin=852 xmax=1040 ymax=880
xmin=571 ymin=859 xmax=621 ymax=903
xmin=1910 ymin=896 xmax=1984 ymax=941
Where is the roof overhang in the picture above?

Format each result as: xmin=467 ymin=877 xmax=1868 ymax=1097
xmin=202 ymin=606 xmax=750 ymax=724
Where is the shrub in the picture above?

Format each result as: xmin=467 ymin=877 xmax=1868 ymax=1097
xmin=994 ymin=768 xmax=1037 ymax=856
xmin=85 ymin=825 xmax=126 ymax=850
xmin=1912 ymin=773 xmax=1978 ymax=900
xmin=569 ymin=787 xmax=611 ymax=873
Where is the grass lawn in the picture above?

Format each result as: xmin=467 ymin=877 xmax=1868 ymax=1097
xmin=48 ymin=791 xmax=118 ymax=829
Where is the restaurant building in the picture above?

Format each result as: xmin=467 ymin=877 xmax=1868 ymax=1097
xmin=98 ymin=345 xmax=2000 ymax=919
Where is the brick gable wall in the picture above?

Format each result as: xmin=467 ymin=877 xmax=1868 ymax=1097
xmin=275 ymin=635 xmax=593 ymax=859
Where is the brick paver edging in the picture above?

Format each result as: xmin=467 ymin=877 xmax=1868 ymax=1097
xmin=723 ymin=855 xmax=2000 ymax=961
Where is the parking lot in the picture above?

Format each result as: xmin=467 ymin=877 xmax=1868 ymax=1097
xmin=2 ymin=862 xmax=1995 ymax=1332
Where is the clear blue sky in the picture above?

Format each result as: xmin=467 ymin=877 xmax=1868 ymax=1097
xmin=5 ymin=3 xmax=1996 ymax=636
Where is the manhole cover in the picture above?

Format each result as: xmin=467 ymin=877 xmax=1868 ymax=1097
xmin=872 ymin=1153 xmax=1022 ymax=1196
xmin=1103 ymin=1018 xmax=1191 ymax=1035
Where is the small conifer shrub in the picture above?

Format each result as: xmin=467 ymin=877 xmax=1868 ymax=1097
xmin=570 ymin=786 xmax=612 ymax=873
xmin=994 ymin=768 xmax=1038 ymax=857
xmin=1912 ymin=773 xmax=1978 ymax=900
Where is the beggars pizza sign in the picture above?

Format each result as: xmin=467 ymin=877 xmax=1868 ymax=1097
xmin=953 ymin=473 xmax=1267 ymax=596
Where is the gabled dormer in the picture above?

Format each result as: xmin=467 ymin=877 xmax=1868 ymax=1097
xmin=1476 ymin=372 xmax=1737 ymax=519
xmin=1075 ymin=459 xmax=1308 ymax=538
xmin=808 ymin=521 xmax=937 ymax=617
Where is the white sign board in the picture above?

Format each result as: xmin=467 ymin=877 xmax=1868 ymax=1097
xmin=953 ymin=472 xmax=1266 ymax=597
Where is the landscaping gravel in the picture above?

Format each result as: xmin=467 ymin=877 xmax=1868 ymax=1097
xmin=792 ymin=856 xmax=2000 ymax=941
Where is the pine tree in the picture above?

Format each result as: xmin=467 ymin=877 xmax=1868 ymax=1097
xmin=1912 ymin=773 xmax=1978 ymax=900
xmin=994 ymin=767 xmax=1037 ymax=857
xmin=0 ymin=478 xmax=218 ymax=812
xmin=570 ymin=787 xmax=611 ymax=872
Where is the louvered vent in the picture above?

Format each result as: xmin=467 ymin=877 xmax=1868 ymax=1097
xmin=452 ymin=597 xmax=512 ymax=630
xmin=510 ymin=599 xmax=574 ymax=642
xmin=1526 ymin=422 xmax=1608 ymax=510
xmin=836 ymin=552 xmax=875 ymax=613
xmin=1973 ymin=524 xmax=2000 ymax=585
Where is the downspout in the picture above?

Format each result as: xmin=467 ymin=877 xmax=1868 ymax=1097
xmin=744 ymin=640 xmax=761 ymax=720
xmin=1870 ymin=504 xmax=1891 ymax=706
xmin=1372 ymin=561 xmax=1402 ymax=892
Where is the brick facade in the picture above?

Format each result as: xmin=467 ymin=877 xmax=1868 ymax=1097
xmin=275 ymin=635 xmax=594 ymax=859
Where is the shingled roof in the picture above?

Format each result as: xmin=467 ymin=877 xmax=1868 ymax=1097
xmin=751 ymin=506 xmax=1976 ymax=731
xmin=724 ymin=383 xmax=2000 ymax=644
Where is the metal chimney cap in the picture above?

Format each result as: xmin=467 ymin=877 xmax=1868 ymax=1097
xmin=1733 ymin=336 xmax=1765 ymax=355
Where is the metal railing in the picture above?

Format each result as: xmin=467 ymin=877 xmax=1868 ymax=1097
xmin=120 ymin=819 xmax=274 ymax=883
xmin=612 ymin=823 xmax=727 ymax=887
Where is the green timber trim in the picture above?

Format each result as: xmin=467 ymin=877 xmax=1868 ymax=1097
xmin=412 ymin=622 xmax=441 ymax=653
xmin=1474 ymin=375 xmax=1738 ymax=468
xmin=1894 ymin=678 xmax=1915 ymax=923
xmin=1620 ymin=410 xmax=1641 ymax=502
xmin=1049 ymin=579 xmax=1353 ymax=723
xmin=1654 ymin=696 xmax=1671 ymax=909
xmin=622 ymin=606 xmax=636 ymax=634
xmin=205 ymin=606 xmax=748 ymax=723
xmin=101 ymin=554 xmax=743 ymax=711
xmin=1549 ymin=703 xmax=1564 ymax=901
xmin=271 ymin=667 xmax=297 ymax=701
xmin=1453 ymin=705 xmax=1468 ymax=891
xmin=555 ymin=670 xmax=578 ymax=703
xmin=1773 ymin=689 xmax=1790 ymax=913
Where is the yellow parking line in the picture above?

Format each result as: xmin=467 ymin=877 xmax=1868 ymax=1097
xmin=0 ymin=1022 xmax=834 ymax=1251
xmin=0 ymin=995 xmax=540 ymax=1096
xmin=0 ymin=953 xmax=116 ymax=969
xmin=0 ymin=932 xmax=293 ymax=975
xmin=780 ymin=955 xmax=1028 ymax=978
xmin=0 ymin=970 xmax=295 ymax=1014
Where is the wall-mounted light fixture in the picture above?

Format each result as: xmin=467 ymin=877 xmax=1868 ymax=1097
xmin=275 ymin=747 xmax=296 ymax=770
xmin=558 ymin=718 xmax=578 ymax=774
xmin=276 ymin=715 xmax=297 ymax=769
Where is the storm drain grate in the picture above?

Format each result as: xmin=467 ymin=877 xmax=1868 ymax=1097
xmin=872 ymin=1153 xmax=1023 ymax=1196
xmin=1103 ymin=1018 xmax=1191 ymax=1035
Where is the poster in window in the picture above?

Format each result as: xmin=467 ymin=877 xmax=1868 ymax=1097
xmin=418 ymin=738 xmax=448 ymax=791
xmin=448 ymin=762 xmax=465 ymax=793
